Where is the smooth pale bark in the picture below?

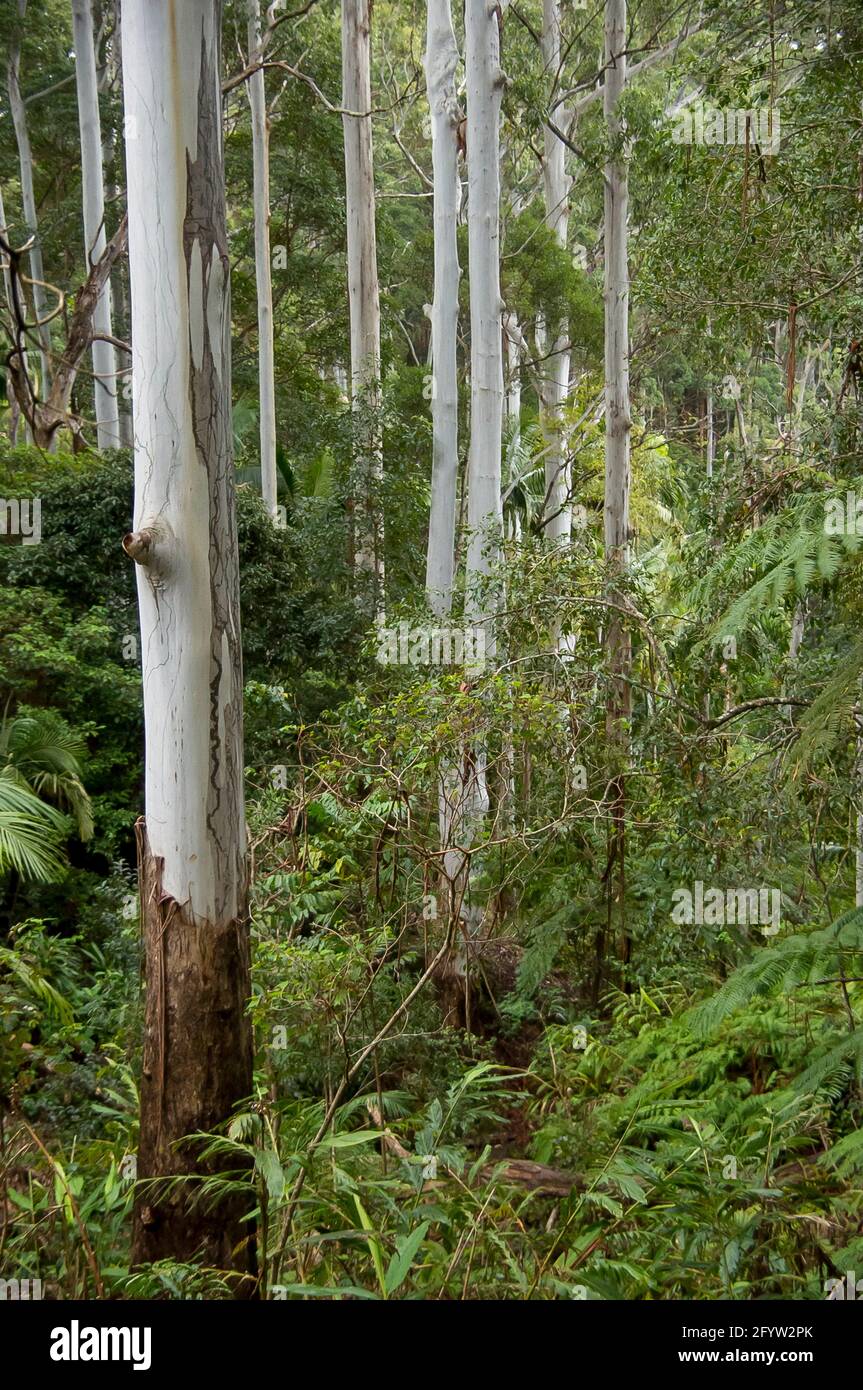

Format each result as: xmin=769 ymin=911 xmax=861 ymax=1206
xmin=735 ymin=394 xmax=749 ymax=456
xmin=100 ymin=0 xmax=133 ymax=446
xmin=603 ymin=0 xmax=631 ymax=689
xmin=247 ymin=0 xmax=278 ymax=516
xmin=424 ymin=0 xmax=461 ymax=617
xmin=71 ymin=0 xmax=120 ymax=450
xmin=7 ymin=0 xmax=52 ymax=395
xmin=795 ymin=345 xmax=822 ymax=422
xmin=504 ymin=310 xmax=522 ymax=541
xmin=464 ymin=0 xmax=504 ymax=646
xmin=540 ymin=0 xmax=571 ymax=542
xmin=788 ymin=601 xmax=805 ymax=663
xmin=598 ymin=0 xmax=632 ymax=999
xmin=439 ymin=0 xmax=506 ymax=933
xmin=504 ymin=313 xmax=521 ymax=448
xmin=122 ymin=0 xmax=254 ymax=1284
xmin=706 ymin=389 xmax=714 ymax=477
xmin=424 ymin=0 xmax=467 ymax=931
xmin=603 ymin=0 xmax=630 ymax=580
xmin=341 ymin=0 xmax=384 ymax=613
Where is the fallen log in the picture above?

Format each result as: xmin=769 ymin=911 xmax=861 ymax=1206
xmin=366 ymin=1102 xmax=582 ymax=1196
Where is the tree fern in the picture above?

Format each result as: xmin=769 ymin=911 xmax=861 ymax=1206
xmin=681 ymin=493 xmax=860 ymax=651
xmin=791 ymin=638 xmax=863 ymax=767
xmin=689 ymin=908 xmax=863 ymax=1035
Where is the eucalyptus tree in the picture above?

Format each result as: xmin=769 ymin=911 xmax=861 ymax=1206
xmin=121 ymin=0 xmax=255 ymax=1283
xmin=341 ymin=0 xmax=384 ymax=614
xmin=437 ymin=0 xmax=506 ymax=922
xmin=602 ymin=0 xmax=631 ymax=722
xmin=424 ymin=0 xmax=461 ymax=618
xmin=593 ymin=0 xmax=632 ymax=993
xmin=539 ymin=0 xmax=572 ymax=544
xmin=247 ymin=0 xmax=278 ymax=516
xmin=464 ymin=0 xmax=504 ymax=645
xmin=71 ymin=0 xmax=120 ymax=449
xmin=7 ymin=0 xmax=52 ymax=395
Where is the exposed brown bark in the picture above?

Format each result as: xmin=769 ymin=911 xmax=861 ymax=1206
xmin=131 ymin=821 xmax=256 ymax=1291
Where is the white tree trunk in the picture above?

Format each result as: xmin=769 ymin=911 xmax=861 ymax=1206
xmin=441 ymin=0 xmax=505 ymax=927
xmin=72 ymin=0 xmax=120 ymax=450
xmin=122 ymin=0 xmax=253 ymax=1273
xmin=341 ymin=0 xmax=384 ymax=612
xmin=424 ymin=0 xmax=461 ymax=618
xmin=504 ymin=310 xmax=522 ymax=542
xmin=123 ymin=0 xmax=245 ymax=927
xmin=7 ymin=0 xmax=52 ymax=395
xmin=788 ymin=601 xmax=805 ymax=663
xmin=540 ymin=0 xmax=571 ymax=543
xmin=464 ymin=0 xmax=503 ymax=646
xmin=101 ymin=0 xmax=134 ymax=446
xmin=603 ymin=0 xmax=630 ymax=586
xmin=795 ymin=347 xmax=819 ymax=421
xmin=706 ymin=388 xmax=714 ymax=477
xmin=505 ymin=312 xmax=521 ymax=449
xmin=247 ymin=0 xmax=278 ymax=516
xmin=599 ymin=0 xmax=632 ymax=991
xmin=735 ymin=394 xmax=749 ymax=456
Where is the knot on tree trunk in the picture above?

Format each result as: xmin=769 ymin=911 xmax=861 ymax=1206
xmin=122 ymin=522 xmax=173 ymax=578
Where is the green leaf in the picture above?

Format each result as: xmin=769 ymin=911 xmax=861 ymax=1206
xmin=320 ymin=1129 xmax=385 ymax=1149
xmin=384 ymin=1221 xmax=429 ymax=1296
xmin=353 ymin=1194 xmax=387 ymax=1298
xmin=255 ymin=1148 xmax=285 ymax=1199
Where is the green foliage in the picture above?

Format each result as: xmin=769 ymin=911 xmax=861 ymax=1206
xmin=3 ymin=0 xmax=863 ymax=1305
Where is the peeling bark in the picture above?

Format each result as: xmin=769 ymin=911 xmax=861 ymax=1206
xmin=132 ymin=824 xmax=254 ymax=1278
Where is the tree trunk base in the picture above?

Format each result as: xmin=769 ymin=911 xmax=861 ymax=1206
xmin=131 ymin=820 xmax=256 ymax=1295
